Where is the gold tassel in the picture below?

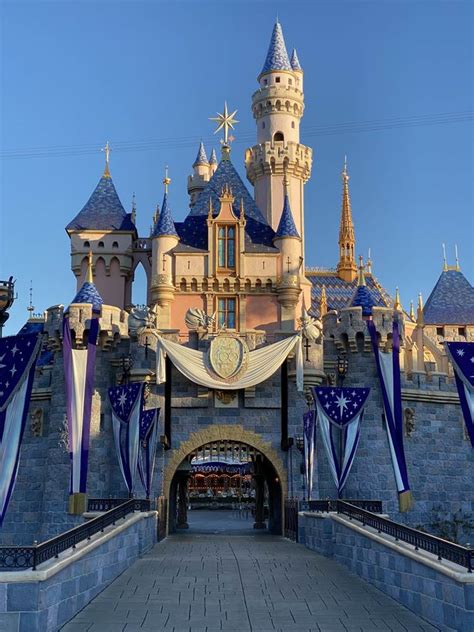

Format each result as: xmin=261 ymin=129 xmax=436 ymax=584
xmin=398 ymin=490 xmax=414 ymax=513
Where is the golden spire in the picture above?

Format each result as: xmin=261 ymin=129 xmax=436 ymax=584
xmin=163 ymin=165 xmax=171 ymax=193
xmin=210 ymin=102 xmax=239 ymax=146
xmin=409 ymin=300 xmax=415 ymax=322
xmin=442 ymin=243 xmax=448 ymax=271
xmin=416 ymin=292 xmax=424 ymax=326
xmin=101 ymin=141 xmax=111 ymax=178
xmin=337 ymin=156 xmax=357 ymax=282
xmin=240 ymin=197 xmax=245 ymax=220
xmin=207 ymin=197 xmax=213 ymax=220
xmin=394 ymin=287 xmax=402 ymax=311
xmin=357 ymin=255 xmax=366 ymax=287
xmin=320 ymin=284 xmax=327 ymax=317
xmin=86 ymin=250 xmax=94 ymax=284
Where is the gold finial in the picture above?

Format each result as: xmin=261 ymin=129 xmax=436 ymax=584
xmin=240 ymin=197 xmax=245 ymax=219
xmin=101 ymin=141 xmax=111 ymax=177
xmin=366 ymin=248 xmax=372 ymax=274
xmin=357 ymin=255 xmax=366 ymax=286
xmin=320 ymin=284 xmax=327 ymax=317
xmin=394 ymin=287 xmax=402 ymax=311
xmin=409 ymin=300 xmax=415 ymax=322
xmin=416 ymin=292 xmax=424 ymax=326
xmin=210 ymin=102 xmax=239 ymax=146
xmin=283 ymin=162 xmax=290 ymax=192
xmin=208 ymin=198 xmax=213 ymax=220
xmin=27 ymin=280 xmax=34 ymax=316
xmin=455 ymin=244 xmax=460 ymax=271
xmin=442 ymin=243 xmax=448 ymax=271
xmin=163 ymin=165 xmax=171 ymax=194
xmin=86 ymin=250 xmax=94 ymax=284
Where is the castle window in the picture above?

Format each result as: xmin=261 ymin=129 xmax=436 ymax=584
xmin=291 ymin=121 xmax=295 ymax=129
xmin=264 ymin=78 xmax=268 ymax=86
xmin=274 ymin=131 xmax=284 ymax=142
xmin=458 ymin=327 xmax=466 ymax=337
xmin=217 ymin=297 xmax=236 ymax=329
xmin=217 ymin=226 xmax=235 ymax=270
xmin=436 ymin=327 xmax=444 ymax=337
xmin=84 ymin=241 xmax=90 ymax=248
xmin=112 ymin=241 xmax=119 ymax=248
xmin=98 ymin=241 xmax=104 ymax=248
xmin=275 ymin=76 xmax=281 ymax=83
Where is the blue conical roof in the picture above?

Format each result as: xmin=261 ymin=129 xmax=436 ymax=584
xmin=152 ymin=192 xmax=178 ymax=238
xmin=350 ymin=282 xmax=376 ymax=317
xmin=209 ymin=148 xmax=218 ymax=165
xmin=260 ymin=21 xmax=292 ymax=76
xmin=275 ymin=193 xmax=300 ymax=239
xmin=290 ymin=48 xmax=302 ymax=71
xmin=66 ymin=174 xmax=135 ymax=232
xmin=69 ymin=282 xmax=104 ymax=313
xmin=193 ymin=141 xmax=208 ymax=166
xmin=424 ymin=269 xmax=474 ymax=324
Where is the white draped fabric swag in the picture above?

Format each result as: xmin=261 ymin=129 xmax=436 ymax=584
xmin=156 ymin=335 xmax=304 ymax=391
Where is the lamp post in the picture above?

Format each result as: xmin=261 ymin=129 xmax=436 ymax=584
xmin=0 ymin=277 xmax=16 ymax=338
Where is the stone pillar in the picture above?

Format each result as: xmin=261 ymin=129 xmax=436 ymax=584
xmin=176 ymin=472 xmax=189 ymax=529
xmin=253 ymin=473 xmax=266 ymax=529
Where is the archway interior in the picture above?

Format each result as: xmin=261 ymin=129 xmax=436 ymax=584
xmin=169 ymin=440 xmax=283 ymax=535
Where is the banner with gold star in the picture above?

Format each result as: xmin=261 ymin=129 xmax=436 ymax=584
xmin=445 ymin=342 xmax=474 ymax=447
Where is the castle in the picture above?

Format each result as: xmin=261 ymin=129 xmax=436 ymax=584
xmin=2 ymin=20 xmax=473 ymax=545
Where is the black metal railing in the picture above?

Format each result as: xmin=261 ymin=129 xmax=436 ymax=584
xmin=0 ymin=498 xmax=151 ymax=571
xmin=337 ymin=501 xmax=474 ymax=573
xmin=284 ymin=499 xmax=299 ymax=542
xmin=306 ymin=499 xmax=383 ymax=513
xmin=87 ymin=498 xmax=154 ymax=512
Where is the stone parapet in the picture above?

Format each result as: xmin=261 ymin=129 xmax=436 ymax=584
xmin=245 ymin=140 xmax=312 ymax=183
xmin=323 ymin=306 xmax=400 ymax=353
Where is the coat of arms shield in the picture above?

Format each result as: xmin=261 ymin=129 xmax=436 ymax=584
xmin=207 ymin=334 xmax=249 ymax=382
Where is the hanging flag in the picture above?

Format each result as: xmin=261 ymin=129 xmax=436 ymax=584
xmin=303 ymin=410 xmax=316 ymax=500
xmin=312 ymin=386 xmax=370 ymax=498
xmin=367 ymin=319 xmax=413 ymax=511
xmin=108 ymin=383 xmax=143 ymax=496
xmin=63 ymin=318 xmax=100 ymax=513
xmin=445 ymin=342 xmax=474 ymax=447
xmin=0 ymin=333 xmax=42 ymax=525
xmin=138 ymin=407 xmax=160 ymax=499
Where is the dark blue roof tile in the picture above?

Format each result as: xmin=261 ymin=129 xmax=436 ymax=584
xmin=290 ymin=48 xmax=302 ymax=71
xmin=152 ymin=192 xmax=178 ymax=238
xmin=69 ymin=281 xmax=104 ymax=313
xmin=275 ymin=194 xmax=300 ymax=239
xmin=351 ymin=285 xmax=377 ymax=317
xmin=424 ymin=270 xmax=474 ymax=324
xmin=260 ymin=22 xmax=292 ymax=75
xmin=66 ymin=175 xmax=136 ymax=232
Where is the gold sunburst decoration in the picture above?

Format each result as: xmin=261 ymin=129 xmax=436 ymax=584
xmin=210 ymin=102 xmax=239 ymax=145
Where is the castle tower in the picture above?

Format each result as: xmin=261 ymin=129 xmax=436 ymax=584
xmin=245 ymin=21 xmax=312 ymax=257
xmin=150 ymin=169 xmax=179 ymax=325
xmin=336 ymin=158 xmax=357 ymax=282
xmin=65 ymin=144 xmax=137 ymax=310
xmin=188 ymin=142 xmax=211 ymax=207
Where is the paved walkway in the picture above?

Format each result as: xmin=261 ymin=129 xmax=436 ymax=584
xmin=62 ymin=534 xmax=437 ymax=632
xmin=185 ymin=509 xmax=263 ymax=535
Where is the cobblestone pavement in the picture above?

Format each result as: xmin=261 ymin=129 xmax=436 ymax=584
xmin=62 ymin=534 xmax=438 ymax=632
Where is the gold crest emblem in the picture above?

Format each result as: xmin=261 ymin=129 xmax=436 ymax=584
xmin=207 ymin=334 xmax=248 ymax=382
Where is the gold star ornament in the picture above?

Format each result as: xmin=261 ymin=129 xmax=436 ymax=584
xmin=210 ymin=102 xmax=239 ymax=145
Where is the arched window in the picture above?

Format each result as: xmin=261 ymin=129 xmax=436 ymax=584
xmin=217 ymin=226 xmax=235 ymax=269
xmin=112 ymin=241 xmax=119 ymax=248
xmin=274 ymin=132 xmax=284 ymax=142
xmin=84 ymin=241 xmax=90 ymax=248
xmin=98 ymin=241 xmax=104 ymax=248
xmin=217 ymin=297 xmax=237 ymax=329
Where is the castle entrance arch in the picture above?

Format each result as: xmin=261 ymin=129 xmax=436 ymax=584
xmin=163 ymin=426 xmax=286 ymax=536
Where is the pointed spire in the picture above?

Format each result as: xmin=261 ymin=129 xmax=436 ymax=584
xmin=240 ymin=197 xmax=245 ymax=221
xmin=417 ymin=293 xmax=424 ymax=326
xmin=101 ymin=141 xmax=111 ymax=178
xmin=320 ymin=285 xmax=327 ymax=317
xmin=209 ymin=148 xmax=218 ymax=165
xmin=275 ymin=171 xmax=300 ymax=239
xmin=442 ymin=243 xmax=448 ymax=271
xmin=290 ymin=48 xmax=302 ymax=71
xmin=193 ymin=141 xmax=208 ymax=167
xmin=357 ymin=255 xmax=366 ymax=287
xmin=153 ymin=168 xmax=178 ymax=238
xmin=409 ymin=300 xmax=415 ymax=322
xmin=366 ymin=248 xmax=373 ymax=274
xmin=86 ymin=250 xmax=94 ymax=283
xmin=260 ymin=21 xmax=292 ymax=76
xmin=394 ymin=287 xmax=402 ymax=311
xmin=337 ymin=157 xmax=357 ymax=282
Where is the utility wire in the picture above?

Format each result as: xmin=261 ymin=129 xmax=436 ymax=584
xmin=1 ymin=110 xmax=472 ymax=160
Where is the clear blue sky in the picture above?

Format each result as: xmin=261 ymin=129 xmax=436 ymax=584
xmin=1 ymin=0 xmax=473 ymax=334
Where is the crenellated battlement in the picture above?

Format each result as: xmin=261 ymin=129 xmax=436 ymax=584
xmin=245 ymin=141 xmax=312 ymax=183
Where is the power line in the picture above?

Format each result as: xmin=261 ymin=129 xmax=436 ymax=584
xmin=1 ymin=110 xmax=472 ymax=160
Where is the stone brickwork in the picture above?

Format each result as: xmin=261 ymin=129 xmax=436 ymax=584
xmin=0 ymin=511 xmax=157 ymax=632
xmin=299 ymin=512 xmax=474 ymax=632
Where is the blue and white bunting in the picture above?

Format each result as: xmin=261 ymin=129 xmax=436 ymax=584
xmin=367 ymin=319 xmax=413 ymax=511
xmin=138 ymin=407 xmax=159 ymax=499
xmin=108 ymin=383 xmax=143 ymax=495
xmin=303 ymin=410 xmax=316 ymax=500
xmin=0 ymin=333 xmax=41 ymax=525
xmin=312 ymin=386 xmax=369 ymax=497
xmin=445 ymin=342 xmax=474 ymax=447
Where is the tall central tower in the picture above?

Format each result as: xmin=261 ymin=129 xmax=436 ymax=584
xmin=245 ymin=21 xmax=313 ymax=261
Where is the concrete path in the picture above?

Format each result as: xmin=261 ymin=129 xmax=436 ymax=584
xmin=62 ymin=534 xmax=438 ymax=632
xmin=185 ymin=509 xmax=264 ymax=536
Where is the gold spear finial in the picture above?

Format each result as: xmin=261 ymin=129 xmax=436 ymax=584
xmin=210 ymin=102 xmax=239 ymax=146
xmin=409 ymin=300 xmax=415 ymax=322
xmin=394 ymin=287 xmax=402 ymax=311
xmin=86 ymin=250 xmax=94 ymax=284
xmin=163 ymin=165 xmax=171 ymax=194
xmin=320 ymin=284 xmax=328 ymax=317
xmin=442 ymin=243 xmax=448 ymax=271
xmin=416 ymin=292 xmax=424 ymax=326
xmin=101 ymin=141 xmax=111 ymax=177
xmin=357 ymin=255 xmax=366 ymax=286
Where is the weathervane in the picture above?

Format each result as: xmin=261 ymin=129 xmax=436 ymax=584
xmin=210 ymin=102 xmax=239 ymax=145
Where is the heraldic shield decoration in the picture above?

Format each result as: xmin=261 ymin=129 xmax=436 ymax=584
xmin=207 ymin=333 xmax=249 ymax=382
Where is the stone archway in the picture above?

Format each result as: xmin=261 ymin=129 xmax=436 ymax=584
xmin=163 ymin=425 xmax=287 ymax=535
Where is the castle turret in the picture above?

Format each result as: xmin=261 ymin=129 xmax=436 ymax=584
xmin=245 ymin=21 xmax=312 ymax=256
xmin=188 ymin=142 xmax=211 ymax=207
xmin=336 ymin=158 xmax=357 ymax=282
xmin=65 ymin=144 xmax=136 ymax=310
xmin=150 ymin=169 xmax=179 ymax=321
